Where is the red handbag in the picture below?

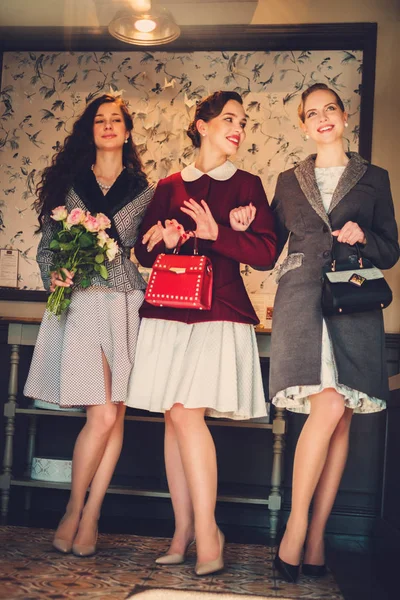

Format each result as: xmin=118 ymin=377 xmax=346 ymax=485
xmin=144 ymin=235 xmax=213 ymax=310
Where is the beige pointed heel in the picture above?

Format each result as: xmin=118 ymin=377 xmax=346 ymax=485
xmin=155 ymin=539 xmax=195 ymax=565
xmin=52 ymin=512 xmax=80 ymax=554
xmin=72 ymin=524 xmax=98 ymax=557
xmin=195 ymin=529 xmax=225 ymax=576
xmin=52 ymin=537 xmax=73 ymax=554
xmin=72 ymin=530 xmax=98 ymax=557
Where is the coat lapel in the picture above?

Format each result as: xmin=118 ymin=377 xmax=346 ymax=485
xmin=295 ymin=155 xmax=331 ymax=229
xmin=329 ymin=152 xmax=368 ymax=214
xmin=295 ymin=152 xmax=369 ymax=227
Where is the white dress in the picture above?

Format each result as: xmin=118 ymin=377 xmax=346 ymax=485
xmin=125 ymin=161 xmax=267 ymax=421
xmin=272 ymin=166 xmax=386 ymax=415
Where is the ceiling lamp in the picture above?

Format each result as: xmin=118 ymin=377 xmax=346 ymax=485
xmin=108 ymin=2 xmax=180 ymax=46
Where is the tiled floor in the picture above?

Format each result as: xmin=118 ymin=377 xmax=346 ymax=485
xmin=0 ymin=526 xmax=344 ymax=600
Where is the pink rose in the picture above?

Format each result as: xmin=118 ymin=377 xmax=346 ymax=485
xmin=106 ymin=238 xmax=119 ymax=262
xmin=96 ymin=213 xmax=111 ymax=231
xmin=66 ymin=208 xmax=86 ymax=227
xmin=83 ymin=214 xmax=100 ymax=233
xmin=97 ymin=230 xmax=109 ymax=248
xmin=51 ymin=206 xmax=68 ymax=221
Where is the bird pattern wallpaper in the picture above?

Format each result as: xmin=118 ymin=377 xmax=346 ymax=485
xmin=0 ymin=49 xmax=362 ymax=323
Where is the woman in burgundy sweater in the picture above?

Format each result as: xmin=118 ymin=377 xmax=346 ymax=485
xmin=126 ymin=91 xmax=276 ymax=575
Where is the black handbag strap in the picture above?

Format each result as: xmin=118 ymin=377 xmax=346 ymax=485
xmin=173 ymin=231 xmax=198 ymax=255
xmin=330 ymin=240 xmax=363 ymax=272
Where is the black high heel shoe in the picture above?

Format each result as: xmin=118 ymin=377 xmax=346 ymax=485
xmin=273 ymin=525 xmax=300 ymax=584
xmin=302 ymin=536 xmax=327 ymax=577
xmin=302 ymin=563 xmax=327 ymax=578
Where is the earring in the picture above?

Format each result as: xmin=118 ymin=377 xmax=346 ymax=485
xmin=124 ymin=138 xmax=128 ymax=144
xmin=344 ymin=122 xmax=349 ymax=128
xmin=202 ymin=133 xmax=206 ymax=137
xmin=305 ymin=134 xmax=309 ymax=140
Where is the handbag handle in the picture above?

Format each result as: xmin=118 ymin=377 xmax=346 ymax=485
xmin=173 ymin=231 xmax=198 ymax=255
xmin=330 ymin=240 xmax=363 ymax=272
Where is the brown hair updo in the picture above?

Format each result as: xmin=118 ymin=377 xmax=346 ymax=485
xmin=187 ymin=90 xmax=243 ymax=148
xmin=298 ymin=83 xmax=345 ymax=123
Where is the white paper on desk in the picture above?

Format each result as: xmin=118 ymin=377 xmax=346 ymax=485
xmin=0 ymin=248 xmax=19 ymax=287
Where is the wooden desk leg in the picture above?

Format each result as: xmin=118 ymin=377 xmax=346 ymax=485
xmin=268 ymin=406 xmax=286 ymax=539
xmin=24 ymin=415 xmax=37 ymax=513
xmin=0 ymin=343 xmax=20 ymax=523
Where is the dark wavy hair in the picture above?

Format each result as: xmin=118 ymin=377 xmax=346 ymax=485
xmin=34 ymin=94 xmax=148 ymax=229
xmin=298 ymin=83 xmax=345 ymax=123
xmin=187 ymin=90 xmax=243 ymax=148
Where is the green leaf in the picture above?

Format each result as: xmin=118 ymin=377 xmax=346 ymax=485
xmin=80 ymin=278 xmax=91 ymax=288
xmin=60 ymin=298 xmax=72 ymax=312
xmin=58 ymin=229 xmax=72 ymax=240
xmin=95 ymin=253 xmax=104 ymax=264
xmin=49 ymin=239 xmax=60 ymax=250
xmin=60 ymin=242 xmax=74 ymax=251
xmin=70 ymin=225 xmax=83 ymax=236
xmin=78 ymin=232 xmax=95 ymax=248
xmin=99 ymin=264 xmax=108 ymax=280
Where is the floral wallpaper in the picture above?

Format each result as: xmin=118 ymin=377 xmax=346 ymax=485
xmin=0 ymin=49 xmax=362 ymax=321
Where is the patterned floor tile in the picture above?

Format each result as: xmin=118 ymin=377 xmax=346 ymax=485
xmin=0 ymin=526 xmax=344 ymax=600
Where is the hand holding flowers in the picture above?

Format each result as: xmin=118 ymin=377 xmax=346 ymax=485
xmin=47 ymin=206 xmax=119 ymax=316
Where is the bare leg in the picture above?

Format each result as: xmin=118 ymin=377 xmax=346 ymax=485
xmin=53 ymin=352 xmax=120 ymax=546
xmin=304 ymin=406 xmax=353 ymax=565
xmin=169 ymin=404 xmax=219 ymax=564
xmin=279 ymin=388 xmax=345 ymax=566
xmin=73 ymin=402 xmax=126 ymax=547
xmin=163 ymin=410 xmax=195 ymax=555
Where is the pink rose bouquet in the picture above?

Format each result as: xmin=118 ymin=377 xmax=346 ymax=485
xmin=47 ymin=206 xmax=119 ymax=316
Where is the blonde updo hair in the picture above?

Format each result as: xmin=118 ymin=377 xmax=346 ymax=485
xmin=187 ymin=90 xmax=243 ymax=148
xmin=298 ymin=83 xmax=345 ymax=123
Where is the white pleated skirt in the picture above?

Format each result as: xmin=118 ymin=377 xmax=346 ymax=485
xmin=24 ymin=288 xmax=144 ymax=407
xmin=126 ymin=318 xmax=267 ymax=420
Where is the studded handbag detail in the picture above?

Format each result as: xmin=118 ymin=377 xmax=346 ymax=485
xmin=144 ymin=234 xmax=213 ymax=310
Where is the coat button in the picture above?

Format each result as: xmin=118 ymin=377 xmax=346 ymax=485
xmin=322 ymin=225 xmax=329 ymax=233
xmin=322 ymin=250 xmax=331 ymax=258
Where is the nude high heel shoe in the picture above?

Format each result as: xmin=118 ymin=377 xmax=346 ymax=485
xmin=155 ymin=539 xmax=195 ymax=565
xmin=53 ymin=537 xmax=73 ymax=554
xmin=72 ymin=528 xmax=98 ymax=557
xmin=195 ymin=529 xmax=225 ymax=576
xmin=52 ymin=513 xmax=80 ymax=554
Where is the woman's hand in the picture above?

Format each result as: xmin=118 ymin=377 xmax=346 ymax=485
xmin=229 ymin=203 xmax=256 ymax=231
xmin=49 ymin=269 xmax=74 ymax=293
xmin=180 ymin=199 xmax=218 ymax=241
xmin=332 ymin=221 xmax=366 ymax=246
xmin=142 ymin=224 xmax=163 ymax=252
xmin=159 ymin=219 xmax=190 ymax=250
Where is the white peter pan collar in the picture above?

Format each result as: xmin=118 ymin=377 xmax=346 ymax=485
xmin=181 ymin=160 xmax=237 ymax=182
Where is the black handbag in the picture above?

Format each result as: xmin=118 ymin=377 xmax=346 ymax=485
xmin=321 ymin=243 xmax=392 ymax=316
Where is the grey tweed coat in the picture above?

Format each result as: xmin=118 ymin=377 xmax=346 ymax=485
xmin=269 ymin=152 xmax=399 ymax=404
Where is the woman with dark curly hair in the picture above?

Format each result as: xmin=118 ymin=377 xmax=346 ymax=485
xmin=126 ymin=91 xmax=277 ymax=575
xmin=24 ymin=94 xmax=155 ymax=556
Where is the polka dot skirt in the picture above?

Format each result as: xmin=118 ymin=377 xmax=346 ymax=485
xmin=24 ymin=288 xmax=144 ymax=407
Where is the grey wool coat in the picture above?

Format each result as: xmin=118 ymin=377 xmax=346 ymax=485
xmin=269 ymin=152 xmax=399 ymax=404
